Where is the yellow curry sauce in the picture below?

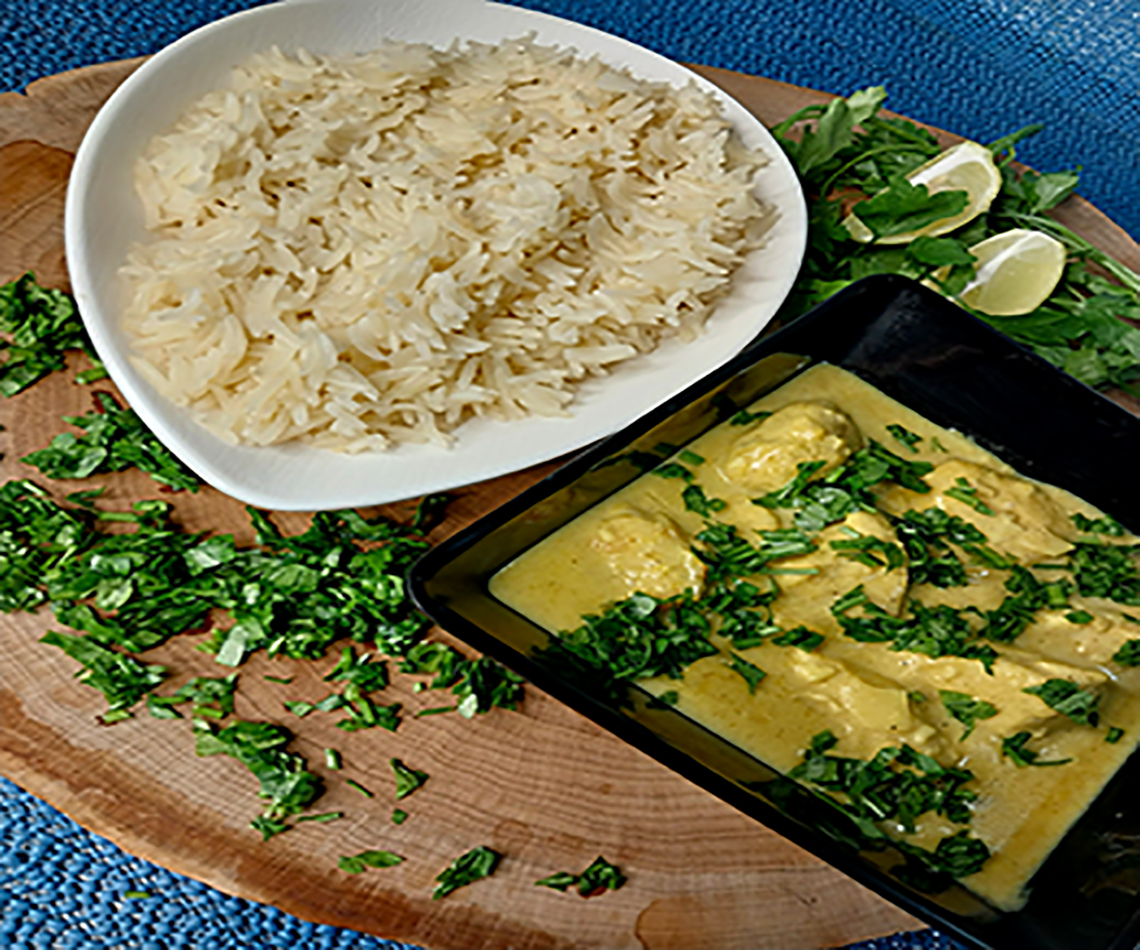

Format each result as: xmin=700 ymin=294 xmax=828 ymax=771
xmin=490 ymin=364 xmax=1140 ymax=910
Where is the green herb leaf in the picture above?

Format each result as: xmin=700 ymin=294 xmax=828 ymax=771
xmin=681 ymin=484 xmax=727 ymax=517
xmin=651 ymin=462 xmax=694 ymax=482
xmin=22 ymin=392 xmax=200 ymax=491
xmin=0 ymin=274 xmax=103 ymax=395
xmin=1001 ymin=731 xmax=1073 ymax=767
xmin=40 ymin=630 xmax=166 ymax=721
xmin=885 ymin=424 xmax=923 ymax=453
xmin=1023 ymin=679 xmax=1101 ymax=727
xmin=728 ymin=653 xmax=767 ymax=694
xmin=944 ymin=477 xmax=995 ymax=516
xmin=536 ymin=856 xmax=627 ymax=897
xmin=850 ymin=176 xmax=968 ymax=242
xmin=939 ymin=690 xmax=998 ymax=740
xmin=1072 ymin=513 xmax=1126 ymax=537
xmin=193 ymin=719 xmax=322 ymax=836
xmin=338 ymin=850 xmax=403 ymax=874
xmin=432 ymin=846 xmax=501 ymax=900
xmin=390 ymin=758 xmax=429 ymax=800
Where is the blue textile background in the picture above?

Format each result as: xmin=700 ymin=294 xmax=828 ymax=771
xmin=2 ymin=1 xmax=1137 ymax=947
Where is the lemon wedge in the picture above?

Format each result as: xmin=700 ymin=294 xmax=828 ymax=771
xmin=844 ymin=140 xmax=1002 ymax=244
xmin=941 ymin=228 xmax=1067 ymax=316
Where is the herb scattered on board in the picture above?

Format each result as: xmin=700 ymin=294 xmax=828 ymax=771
xmin=432 ymin=846 xmax=501 ymax=900
xmin=147 ymin=674 xmax=238 ymax=720
xmin=398 ymin=641 xmax=524 ymax=718
xmin=390 ymin=758 xmax=429 ymax=800
xmin=22 ymin=391 xmax=200 ymax=491
xmin=338 ymin=850 xmax=404 ymax=874
xmin=535 ymin=856 xmax=627 ymax=897
xmin=0 ymin=273 xmax=106 ymax=396
xmin=40 ymin=630 xmax=166 ymax=723
xmin=193 ymin=719 xmax=322 ymax=839
xmin=771 ymin=87 xmax=1140 ymax=395
xmin=345 ymin=779 xmax=373 ymax=798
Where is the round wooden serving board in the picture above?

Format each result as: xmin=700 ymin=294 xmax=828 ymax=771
xmin=2 ymin=58 xmax=1138 ymax=950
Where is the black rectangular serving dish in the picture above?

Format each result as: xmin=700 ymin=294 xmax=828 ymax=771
xmin=408 ymin=274 xmax=1140 ymax=950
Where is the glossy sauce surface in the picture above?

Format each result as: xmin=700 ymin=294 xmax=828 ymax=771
xmin=491 ymin=364 xmax=1140 ymax=910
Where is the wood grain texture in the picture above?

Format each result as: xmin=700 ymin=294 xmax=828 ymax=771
xmin=1 ymin=56 xmax=1136 ymax=950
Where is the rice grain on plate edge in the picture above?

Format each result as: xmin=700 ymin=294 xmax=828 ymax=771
xmin=119 ymin=36 xmax=773 ymax=452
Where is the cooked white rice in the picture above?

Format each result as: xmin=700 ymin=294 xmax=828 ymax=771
xmin=120 ymin=36 xmax=772 ymax=452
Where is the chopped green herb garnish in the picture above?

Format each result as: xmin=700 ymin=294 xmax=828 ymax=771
xmin=432 ymin=846 xmax=501 ymax=900
xmin=390 ymin=758 xmax=429 ymax=800
xmin=651 ymin=462 xmax=694 ymax=482
xmin=263 ymin=675 xmax=293 ymax=685
xmin=40 ymin=630 xmax=166 ymax=722
xmin=829 ymin=532 xmax=906 ymax=570
xmin=123 ymin=891 xmax=152 ymax=900
xmin=1023 ymin=679 xmax=1100 ymax=727
xmin=939 ymin=690 xmax=998 ymax=740
xmin=1001 ymin=731 xmax=1073 ymax=768
xmin=1112 ymin=639 xmax=1140 ymax=666
xmin=1071 ymin=513 xmax=1126 ymax=537
xmin=324 ymin=748 xmax=342 ymax=771
xmin=398 ymin=642 xmax=524 ymax=718
xmin=678 ymin=450 xmax=705 ymax=466
xmin=730 ymin=408 xmax=772 ymax=426
xmin=338 ymin=850 xmax=404 ymax=874
xmin=284 ymin=694 xmax=347 ymax=718
xmin=296 ymin=811 xmax=342 ymax=824
xmin=1107 ymin=727 xmax=1126 ymax=744
xmin=193 ymin=719 xmax=322 ymax=838
xmin=1067 ymin=541 xmax=1140 ymax=606
xmin=414 ymin=705 xmax=457 ymax=717
xmin=681 ymin=484 xmax=727 ymax=517
xmin=345 ymin=779 xmax=373 ymax=798
xmin=929 ymin=437 xmax=949 ymax=453
xmin=788 ymin=731 xmax=989 ymax=877
xmin=1065 ymin=610 xmax=1094 ymax=624
xmin=770 ymin=626 xmax=825 ymax=652
xmin=391 ymin=808 xmax=408 ymax=825
xmin=22 ymin=392 xmax=200 ymax=491
xmin=886 ymin=424 xmax=922 ymax=453
xmin=728 ymin=653 xmax=767 ymax=693
xmin=0 ymin=273 xmax=104 ymax=395
xmin=535 ymin=856 xmax=626 ymax=897
xmin=653 ymin=690 xmax=680 ymax=707
xmin=944 ymin=477 xmax=995 ymax=516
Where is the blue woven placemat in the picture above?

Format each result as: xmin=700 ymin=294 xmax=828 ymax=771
xmin=2 ymin=1 xmax=1137 ymax=947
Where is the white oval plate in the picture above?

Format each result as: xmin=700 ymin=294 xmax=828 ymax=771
xmin=65 ymin=0 xmax=807 ymax=511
